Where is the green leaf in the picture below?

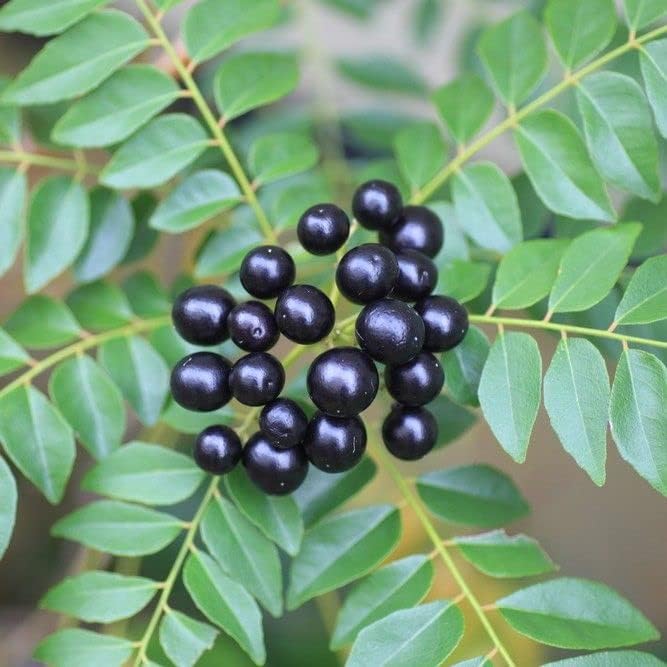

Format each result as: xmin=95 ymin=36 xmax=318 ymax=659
xmin=82 ymin=442 xmax=205 ymax=505
xmin=34 ymin=629 xmax=134 ymax=667
xmin=437 ymin=260 xmax=491 ymax=304
xmin=201 ymin=495 xmax=283 ymax=617
xmin=272 ymin=175 xmax=332 ymax=231
xmin=159 ymin=610 xmax=218 ymax=667
xmin=2 ymin=11 xmax=149 ymax=105
xmin=544 ymin=650 xmax=667 ymax=666
xmin=49 ymin=355 xmax=125 ymax=460
xmin=293 ymin=457 xmax=377 ymax=527
xmin=183 ymin=550 xmax=265 ymax=665
xmin=432 ymin=74 xmax=494 ymax=144
xmin=40 ymin=571 xmax=158 ymax=622
xmin=160 ymin=399 xmax=235 ymax=435
xmin=102 ymin=114 xmax=208 ymax=189
xmin=452 ymin=658 xmax=492 ymax=667
xmin=224 ymin=467 xmax=303 ymax=556
xmin=624 ymin=0 xmax=667 ymax=29
xmin=515 ymin=110 xmax=615 ymax=222
xmin=441 ymin=326 xmax=489 ymax=407
xmin=0 ymin=456 xmax=17 ymax=560
xmin=150 ymin=170 xmax=241 ymax=233
xmin=336 ymin=55 xmax=426 ymax=96
xmin=0 ymin=168 xmax=26 ymax=278
xmin=123 ymin=271 xmax=170 ymax=318
xmin=452 ymin=162 xmax=522 ymax=253
xmin=640 ymin=39 xmax=667 ymax=138
xmin=544 ymin=338 xmax=610 ymax=486
xmin=614 ymin=255 xmax=667 ymax=326
xmin=478 ymin=332 xmax=542 ymax=462
xmin=0 ymin=0 xmax=109 ymax=36
xmin=249 ymin=132 xmax=319 ymax=185
xmin=25 ymin=176 xmax=89 ymax=293
xmin=0 ymin=78 xmax=20 ymax=145
xmin=431 ymin=394 xmax=477 ymax=447
xmin=0 ymin=386 xmax=75 ymax=504
xmin=417 ymin=464 xmax=530 ymax=527
xmin=347 ymin=601 xmax=464 ymax=667
xmin=0 ymin=329 xmax=28 ymax=377
xmin=492 ymin=239 xmax=570 ymax=309
xmin=545 ymin=0 xmax=616 ymax=69
xmin=610 ymin=349 xmax=667 ymax=495
xmin=287 ymin=504 xmax=401 ymax=609
xmin=394 ymin=122 xmax=447 ymax=192
xmin=497 ymin=577 xmax=659 ymax=649
xmin=214 ymin=52 xmax=299 ymax=121
xmin=52 ymin=500 xmax=183 ymax=556
xmin=123 ymin=192 xmax=159 ymax=264
xmin=99 ymin=336 xmax=169 ymax=426
xmin=477 ymin=11 xmax=547 ymax=106
xmin=331 ymin=555 xmax=434 ymax=649
xmin=183 ymin=0 xmax=281 ymax=63
xmin=67 ymin=281 xmax=134 ymax=331
xmin=454 ymin=530 xmax=556 ymax=578
xmin=5 ymin=295 xmax=80 ymax=349
xmin=548 ymin=224 xmax=641 ymax=314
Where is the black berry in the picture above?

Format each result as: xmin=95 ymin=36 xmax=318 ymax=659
xmin=194 ymin=425 xmax=242 ymax=474
xmin=352 ymin=179 xmax=402 ymax=231
xmin=170 ymin=352 xmax=232 ymax=412
xmin=229 ymin=352 xmax=285 ymax=407
xmin=274 ymin=284 xmax=335 ymax=344
xmin=303 ymin=412 xmax=367 ymax=473
xmin=307 ymin=346 xmax=379 ymax=417
xmin=382 ymin=405 xmax=438 ymax=461
xmin=393 ymin=250 xmax=438 ymax=302
xmin=228 ymin=301 xmax=279 ymax=352
xmin=240 ymin=245 xmax=295 ymax=300
xmin=243 ymin=432 xmax=308 ymax=495
xmin=336 ymin=243 xmax=399 ymax=305
xmin=259 ymin=398 xmax=308 ymax=449
xmin=380 ymin=205 xmax=444 ymax=258
xmin=414 ymin=295 xmax=469 ymax=352
xmin=298 ymin=203 xmax=350 ymax=255
xmin=172 ymin=285 xmax=236 ymax=346
xmin=385 ymin=352 xmax=444 ymax=407
xmin=355 ymin=298 xmax=425 ymax=365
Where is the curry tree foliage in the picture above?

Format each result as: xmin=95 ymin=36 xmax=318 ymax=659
xmin=0 ymin=0 xmax=666 ymax=665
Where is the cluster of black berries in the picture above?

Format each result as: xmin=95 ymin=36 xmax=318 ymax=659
xmin=169 ymin=180 xmax=469 ymax=495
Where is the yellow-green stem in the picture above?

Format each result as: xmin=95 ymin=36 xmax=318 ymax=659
xmin=0 ymin=149 xmax=101 ymax=176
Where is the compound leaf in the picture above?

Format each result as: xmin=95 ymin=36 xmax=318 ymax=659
xmin=394 ymin=122 xmax=447 ymax=191
xmin=441 ymin=325 xmax=489 ymax=407
xmin=0 ymin=168 xmax=26 ymax=278
xmin=249 ymin=132 xmax=319 ymax=185
xmin=640 ymin=39 xmax=667 ymax=138
xmin=0 ymin=0 xmax=109 ymax=36
xmin=159 ymin=610 xmax=218 ymax=667
xmin=624 ymin=0 xmax=667 ymax=29
xmin=5 ymin=295 xmax=80 ymax=349
xmin=614 ymin=255 xmax=667 ymax=326
xmin=34 ymin=629 xmax=134 ymax=667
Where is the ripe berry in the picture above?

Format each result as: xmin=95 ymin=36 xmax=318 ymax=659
xmin=172 ymin=284 xmax=236 ymax=346
xmin=414 ymin=295 xmax=469 ymax=352
xmin=170 ymin=352 xmax=232 ymax=412
xmin=355 ymin=298 xmax=425 ymax=365
xmin=298 ymin=203 xmax=350 ymax=255
xmin=240 ymin=246 xmax=296 ymax=299
xmin=243 ymin=432 xmax=308 ymax=495
xmin=385 ymin=352 xmax=444 ymax=407
xmin=228 ymin=301 xmax=279 ymax=352
xmin=229 ymin=352 xmax=285 ymax=406
xmin=259 ymin=398 xmax=308 ymax=449
xmin=380 ymin=205 xmax=444 ymax=258
xmin=393 ymin=250 xmax=438 ymax=302
xmin=336 ymin=243 xmax=399 ymax=305
xmin=352 ymin=179 xmax=402 ymax=231
xmin=307 ymin=347 xmax=379 ymax=417
xmin=303 ymin=412 xmax=367 ymax=473
xmin=382 ymin=405 xmax=438 ymax=461
xmin=274 ymin=285 xmax=335 ymax=344
xmin=194 ymin=425 xmax=242 ymax=474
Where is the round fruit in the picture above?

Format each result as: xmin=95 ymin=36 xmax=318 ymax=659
xmin=385 ymin=352 xmax=444 ymax=407
xmin=274 ymin=284 xmax=335 ymax=344
xmin=243 ymin=432 xmax=308 ymax=495
xmin=303 ymin=412 xmax=367 ymax=473
xmin=194 ymin=425 xmax=242 ymax=474
xmin=355 ymin=298 xmax=425 ymax=365
xmin=335 ymin=243 xmax=399 ymax=305
xmin=172 ymin=284 xmax=236 ymax=346
xmin=380 ymin=205 xmax=444 ymax=258
xmin=393 ymin=250 xmax=438 ymax=302
xmin=229 ymin=352 xmax=285 ymax=406
xmin=228 ymin=301 xmax=279 ymax=352
xmin=297 ymin=203 xmax=350 ymax=255
xmin=307 ymin=347 xmax=379 ymax=417
xmin=171 ymin=352 xmax=233 ymax=412
xmin=414 ymin=295 xmax=469 ymax=352
xmin=382 ymin=405 xmax=438 ymax=460
xmin=259 ymin=398 xmax=309 ymax=449
xmin=352 ymin=179 xmax=402 ymax=231
xmin=240 ymin=245 xmax=296 ymax=300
